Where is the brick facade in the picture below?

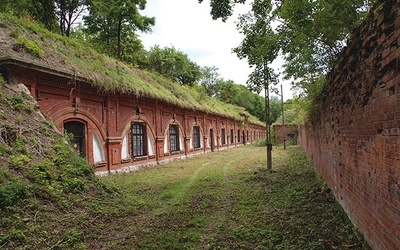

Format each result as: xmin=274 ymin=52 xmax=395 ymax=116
xmin=0 ymin=59 xmax=266 ymax=175
xmin=299 ymin=1 xmax=400 ymax=249
xmin=273 ymin=124 xmax=298 ymax=145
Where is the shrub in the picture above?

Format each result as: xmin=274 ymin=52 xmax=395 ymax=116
xmin=0 ymin=181 xmax=28 ymax=208
xmin=9 ymin=154 xmax=30 ymax=169
xmin=10 ymin=95 xmax=24 ymax=110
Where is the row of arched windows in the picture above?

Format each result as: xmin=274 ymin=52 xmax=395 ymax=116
xmin=64 ymin=119 xmax=264 ymax=166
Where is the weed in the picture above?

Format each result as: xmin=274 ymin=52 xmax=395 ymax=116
xmin=9 ymin=154 xmax=30 ymax=169
xmin=0 ymin=180 xmax=28 ymax=208
xmin=10 ymin=27 xmax=22 ymax=38
xmin=0 ymin=110 xmax=7 ymax=119
xmin=0 ymin=75 xmax=5 ymax=87
xmin=16 ymin=36 xmax=44 ymax=58
xmin=61 ymin=229 xmax=83 ymax=247
xmin=14 ymin=137 xmax=28 ymax=154
xmin=0 ymin=165 xmax=10 ymax=182
xmin=43 ymin=119 xmax=55 ymax=128
xmin=10 ymin=95 xmax=24 ymax=110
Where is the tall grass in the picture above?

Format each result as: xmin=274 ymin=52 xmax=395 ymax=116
xmin=97 ymin=145 xmax=369 ymax=249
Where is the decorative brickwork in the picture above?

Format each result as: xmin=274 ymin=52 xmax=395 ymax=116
xmin=299 ymin=1 xmax=400 ymax=249
xmin=0 ymin=60 xmax=266 ymax=175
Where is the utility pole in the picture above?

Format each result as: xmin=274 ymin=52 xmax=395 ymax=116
xmin=281 ymin=84 xmax=286 ymax=150
xmin=265 ymin=63 xmax=272 ymax=170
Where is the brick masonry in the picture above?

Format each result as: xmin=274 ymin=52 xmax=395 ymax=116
xmin=299 ymin=1 xmax=400 ymax=249
xmin=0 ymin=59 xmax=266 ymax=175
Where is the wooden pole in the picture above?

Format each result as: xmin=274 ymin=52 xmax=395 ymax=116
xmin=281 ymin=84 xmax=286 ymax=150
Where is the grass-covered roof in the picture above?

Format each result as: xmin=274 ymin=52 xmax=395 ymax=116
xmin=0 ymin=13 xmax=264 ymax=126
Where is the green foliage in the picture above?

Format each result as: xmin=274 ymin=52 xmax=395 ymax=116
xmin=10 ymin=95 xmax=24 ymax=110
xmin=14 ymin=137 xmax=28 ymax=154
xmin=84 ymin=0 xmax=155 ymax=60
xmin=216 ymin=79 xmax=271 ymax=122
xmin=16 ymin=36 xmax=45 ymax=58
xmin=199 ymin=66 xmax=220 ymax=96
xmin=146 ymin=45 xmax=202 ymax=86
xmin=1 ymin=13 xmax=264 ymax=125
xmin=269 ymin=96 xmax=282 ymax=123
xmin=100 ymin=145 xmax=368 ymax=249
xmin=10 ymin=27 xmax=22 ymax=38
xmin=0 ymin=75 xmax=5 ymax=88
xmin=61 ymin=229 xmax=84 ymax=247
xmin=55 ymin=0 xmax=87 ymax=36
xmin=0 ymin=180 xmax=28 ymax=208
xmin=0 ymin=166 xmax=10 ymax=182
xmin=9 ymin=154 xmax=30 ymax=169
xmin=232 ymin=0 xmax=371 ymax=102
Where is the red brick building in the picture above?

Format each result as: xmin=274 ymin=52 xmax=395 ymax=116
xmin=273 ymin=124 xmax=298 ymax=145
xmin=0 ymin=56 xmax=265 ymax=175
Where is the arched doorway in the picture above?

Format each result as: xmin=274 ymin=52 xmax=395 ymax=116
xmin=64 ymin=121 xmax=86 ymax=157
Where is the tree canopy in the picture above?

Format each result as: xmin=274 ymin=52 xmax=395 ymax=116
xmin=200 ymin=0 xmax=373 ymax=95
xmin=145 ymin=45 xmax=202 ymax=86
xmin=84 ymin=0 xmax=155 ymax=61
xmin=1 ymin=0 xmax=284 ymax=124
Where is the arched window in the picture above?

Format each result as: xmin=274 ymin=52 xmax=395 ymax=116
xmin=169 ymin=124 xmax=180 ymax=152
xmin=64 ymin=121 xmax=85 ymax=157
xmin=193 ymin=126 xmax=201 ymax=149
xmin=221 ymin=128 xmax=226 ymax=145
xmin=132 ymin=122 xmax=147 ymax=157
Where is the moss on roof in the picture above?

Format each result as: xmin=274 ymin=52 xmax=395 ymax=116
xmin=0 ymin=13 xmax=264 ymax=126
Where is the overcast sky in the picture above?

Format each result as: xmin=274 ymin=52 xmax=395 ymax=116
xmin=139 ymin=0 xmax=294 ymax=100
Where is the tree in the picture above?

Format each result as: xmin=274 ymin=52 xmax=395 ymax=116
xmin=199 ymin=66 xmax=220 ymax=97
xmin=146 ymin=46 xmax=202 ymax=86
xmin=84 ymin=0 xmax=155 ymax=60
xmin=55 ymin=0 xmax=87 ymax=36
xmin=215 ymin=79 xmax=267 ymax=122
xmin=29 ymin=0 xmax=58 ymax=32
xmin=201 ymin=0 xmax=372 ymax=90
xmin=269 ymin=96 xmax=281 ymax=124
xmin=2 ymin=0 xmax=87 ymax=36
xmin=198 ymin=0 xmax=246 ymax=22
xmin=2 ymin=0 xmax=58 ymax=31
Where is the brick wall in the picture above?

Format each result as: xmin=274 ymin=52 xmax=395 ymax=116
xmin=1 ymin=60 xmax=266 ymax=175
xmin=299 ymin=1 xmax=400 ymax=249
xmin=273 ymin=124 xmax=298 ymax=144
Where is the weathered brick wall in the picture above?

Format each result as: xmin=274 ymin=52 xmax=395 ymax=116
xmin=299 ymin=1 xmax=400 ymax=249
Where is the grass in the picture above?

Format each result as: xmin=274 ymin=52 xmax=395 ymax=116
xmin=0 ymin=13 xmax=263 ymax=125
xmin=0 ymin=74 xmax=368 ymax=249
xmin=92 ymin=145 xmax=369 ymax=250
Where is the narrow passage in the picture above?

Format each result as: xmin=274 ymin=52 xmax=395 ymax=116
xmin=96 ymin=145 xmax=368 ymax=249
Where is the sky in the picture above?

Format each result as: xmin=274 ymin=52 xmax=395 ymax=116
xmin=139 ymin=0 xmax=294 ymax=101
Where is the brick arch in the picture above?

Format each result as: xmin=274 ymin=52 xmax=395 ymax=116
xmin=53 ymin=110 xmax=106 ymax=165
xmin=188 ymin=121 xmax=204 ymax=150
xmin=163 ymin=119 xmax=185 ymax=154
xmin=120 ymin=116 xmax=156 ymax=142
xmin=51 ymin=107 xmax=106 ymax=141
xmin=162 ymin=119 xmax=185 ymax=137
xmin=188 ymin=120 xmax=204 ymax=138
xmin=120 ymin=116 xmax=157 ymax=159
